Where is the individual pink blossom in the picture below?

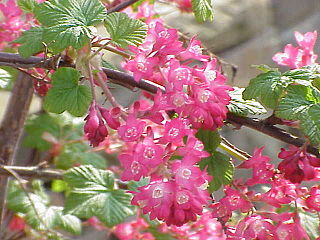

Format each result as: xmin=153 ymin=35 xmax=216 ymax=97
xmin=219 ymin=186 xmax=253 ymax=213
xmin=261 ymin=178 xmax=297 ymax=208
xmin=99 ymin=106 xmax=121 ymax=130
xmin=275 ymin=214 xmax=310 ymax=240
xmin=132 ymin=180 xmax=175 ymax=221
xmin=305 ymin=186 xmax=320 ymax=211
xmin=84 ymin=103 xmax=108 ymax=147
xmin=177 ymin=136 xmax=210 ymax=160
xmin=179 ymin=36 xmax=210 ymax=62
xmin=162 ymin=118 xmax=192 ymax=144
xmin=210 ymin=202 xmax=232 ymax=223
xmin=171 ymin=160 xmax=209 ymax=189
xmin=234 ymin=215 xmax=276 ymax=239
xmin=117 ymin=114 xmax=146 ymax=142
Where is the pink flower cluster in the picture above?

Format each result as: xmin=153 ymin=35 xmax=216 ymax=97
xmin=273 ymin=31 xmax=318 ymax=69
xmin=124 ymin=21 xmax=232 ymax=130
xmin=0 ymin=0 xmax=31 ymax=50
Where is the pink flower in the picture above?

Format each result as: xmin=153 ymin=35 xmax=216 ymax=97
xmin=8 ymin=215 xmax=26 ymax=231
xmin=219 ymin=186 xmax=253 ymax=213
xmin=275 ymin=214 xmax=310 ymax=240
xmin=261 ymin=178 xmax=297 ymax=208
xmin=305 ymin=186 xmax=320 ymax=211
xmin=132 ymin=180 xmax=175 ymax=221
xmin=84 ymin=103 xmax=108 ymax=147
xmin=99 ymin=106 xmax=121 ymax=130
xmin=177 ymin=136 xmax=210 ymax=160
xmin=179 ymin=36 xmax=210 ymax=62
xmin=273 ymin=31 xmax=318 ymax=69
xmin=118 ymin=114 xmax=146 ymax=142
xmin=162 ymin=118 xmax=192 ymax=144
xmin=278 ymin=145 xmax=319 ymax=183
xmin=235 ymin=215 xmax=276 ymax=239
xmin=0 ymin=0 xmax=22 ymax=18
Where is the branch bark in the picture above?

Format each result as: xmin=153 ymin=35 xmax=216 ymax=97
xmin=0 ymin=52 xmax=319 ymax=157
xmin=0 ymin=165 xmax=63 ymax=180
xmin=0 ymin=72 xmax=34 ymax=236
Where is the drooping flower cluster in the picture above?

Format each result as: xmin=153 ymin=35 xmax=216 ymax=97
xmin=273 ymin=31 xmax=318 ymax=69
xmin=278 ymin=145 xmax=320 ymax=183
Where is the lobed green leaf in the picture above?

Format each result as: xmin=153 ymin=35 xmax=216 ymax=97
xmin=64 ymin=165 xmax=135 ymax=227
xmin=44 ymin=67 xmax=92 ymax=117
xmin=228 ymin=87 xmax=267 ymax=116
xmin=104 ymin=12 xmax=147 ymax=48
xmin=191 ymin=0 xmax=214 ymax=22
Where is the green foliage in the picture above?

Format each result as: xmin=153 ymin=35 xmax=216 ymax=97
xmin=55 ymin=143 xmax=107 ymax=169
xmin=275 ymin=85 xmax=320 ymax=144
xmin=51 ymin=180 xmax=68 ymax=193
xmin=24 ymin=113 xmax=63 ymax=151
xmin=195 ymin=128 xmax=221 ymax=152
xmin=44 ymin=67 xmax=92 ymax=117
xmin=24 ymin=112 xmax=83 ymax=151
xmin=228 ymin=87 xmax=267 ymax=116
xmin=191 ymin=0 xmax=214 ymax=22
xmin=64 ymin=165 xmax=135 ymax=227
xmin=199 ymin=151 xmax=234 ymax=191
xmin=127 ymin=177 xmax=150 ymax=192
xmin=7 ymin=181 xmax=81 ymax=235
xmin=104 ymin=12 xmax=147 ymax=48
xmin=14 ymin=27 xmax=44 ymax=58
xmin=299 ymin=210 xmax=320 ymax=240
xmin=243 ymin=70 xmax=285 ymax=108
xmin=34 ymin=0 xmax=107 ymax=53
xmin=17 ymin=0 xmax=38 ymax=13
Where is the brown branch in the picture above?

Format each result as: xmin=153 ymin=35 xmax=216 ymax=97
xmin=107 ymin=0 xmax=140 ymax=13
xmin=227 ymin=112 xmax=320 ymax=157
xmin=0 ymin=72 xmax=34 ymax=236
xmin=0 ymin=165 xmax=63 ymax=180
xmin=0 ymin=52 xmax=319 ymax=157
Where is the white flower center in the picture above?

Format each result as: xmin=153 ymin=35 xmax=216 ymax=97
xmin=152 ymin=186 xmax=164 ymax=198
xmin=131 ymin=161 xmax=140 ymax=174
xmin=181 ymin=169 xmax=192 ymax=179
xmin=125 ymin=127 xmax=138 ymax=138
xmin=204 ymin=70 xmax=217 ymax=81
xmin=176 ymin=192 xmax=189 ymax=204
xmin=168 ymin=128 xmax=179 ymax=137
xmin=144 ymin=147 xmax=155 ymax=160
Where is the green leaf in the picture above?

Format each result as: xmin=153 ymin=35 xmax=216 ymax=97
xmin=283 ymin=64 xmax=320 ymax=81
xmin=191 ymin=0 xmax=214 ymax=22
xmin=300 ymin=104 xmax=320 ymax=144
xmin=17 ymin=0 xmax=38 ymax=13
xmin=64 ymin=165 xmax=135 ymax=227
xmin=243 ymin=70 xmax=287 ymax=109
xmin=275 ymin=85 xmax=320 ymax=120
xmin=14 ymin=27 xmax=44 ymax=58
xmin=44 ymin=67 xmax=92 ymax=117
xmin=275 ymin=85 xmax=320 ymax=144
xmin=26 ymin=205 xmax=58 ymax=230
xmin=127 ymin=177 xmax=150 ymax=192
xmin=7 ymin=181 xmax=47 ymax=214
xmin=104 ymin=12 xmax=147 ymax=48
xmin=195 ymin=129 xmax=221 ymax=152
xmin=55 ymin=143 xmax=107 ymax=170
xmin=23 ymin=113 xmax=62 ymax=151
xmin=252 ymin=64 xmax=279 ymax=73
xmin=34 ymin=0 xmax=107 ymax=52
xmin=199 ymin=151 xmax=234 ymax=192
xmin=55 ymin=209 xmax=82 ymax=235
xmin=299 ymin=210 xmax=320 ymax=240
xmin=0 ymin=68 xmax=12 ymax=89
xmin=228 ymin=87 xmax=267 ymax=116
